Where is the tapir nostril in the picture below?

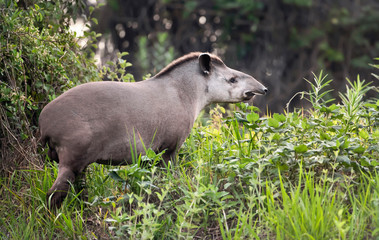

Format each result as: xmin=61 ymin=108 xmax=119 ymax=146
xmin=256 ymin=87 xmax=268 ymax=95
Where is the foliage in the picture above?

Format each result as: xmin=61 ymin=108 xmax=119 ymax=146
xmin=4 ymin=71 xmax=377 ymax=238
xmin=137 ymin=32 xmax=176 ymax=77
xmin=89 ymin=73 xmax=379 ymax=238
xmin=371 ymin=58 xmax=379 ymax=80
xmin=100 ymin=51 xmax=135 ymax=82
xmin=0 ymin=0 xmax=100 ymax=168
xmin=1 ymin=67 xmax=378 ymax=238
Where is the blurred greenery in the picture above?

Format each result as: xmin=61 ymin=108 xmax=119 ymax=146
xmin=137 ymin=32 xmax=175 ymax=76
xmin=91 ymin=0 xmax=379 ymax=111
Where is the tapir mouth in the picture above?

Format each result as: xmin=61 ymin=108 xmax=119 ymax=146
xmin=242 ymin=90 xmax=258 ymax=101
xmin=242 ymin=94 xmax=256 ymax=103
xmin=242 ymin=88 xmax=267 ymax=102
xmin=243 ymin=95 xmax=255 ymax=102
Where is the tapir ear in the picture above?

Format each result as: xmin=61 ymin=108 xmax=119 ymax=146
xmin=198 ymin=53 xmax=211 ymax=75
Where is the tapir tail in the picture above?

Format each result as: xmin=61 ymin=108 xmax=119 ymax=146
xmin=39 ymin=134 xmax=59 ymax=163
xmin=39 ymin=134 xmax=47 ymax=147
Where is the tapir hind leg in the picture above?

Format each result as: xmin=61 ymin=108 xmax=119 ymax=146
xmin=47 ymin=165 xmax=76 ymax=208
xmin=46 ymin=149 xmax=87 ymax=209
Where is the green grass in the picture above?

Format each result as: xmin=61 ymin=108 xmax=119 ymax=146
xmin=1 ymin=74 xmax=378 ymax=239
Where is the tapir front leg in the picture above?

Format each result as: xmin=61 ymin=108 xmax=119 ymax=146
xmin=161 ymin=145 xmax=180 ymax=166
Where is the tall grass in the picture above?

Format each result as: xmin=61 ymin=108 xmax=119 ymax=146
xmin=1 ymin=73 xmax=378 ymax=239
xmin=266 ymin=167 xmax=344 ymax=239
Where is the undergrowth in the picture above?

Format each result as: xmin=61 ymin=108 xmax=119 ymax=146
xmin=1 ymin=70 xmax=378 ymax=239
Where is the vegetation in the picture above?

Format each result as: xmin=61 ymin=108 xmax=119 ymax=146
xmin=1 ymin=0 xmax=379 ymax=239
xmin=0 ymin=0 xmax=100 ymax=171
xmin=1 ymin=65 xmax=379 ymax=239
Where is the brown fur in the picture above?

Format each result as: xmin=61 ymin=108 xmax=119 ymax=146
xmin=155 ymin=52 xmax=224 ymax=78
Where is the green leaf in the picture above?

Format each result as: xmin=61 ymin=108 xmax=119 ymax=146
xmin=246 ymin=112 xmax=259 ymax=123
xmin=273 ymin=113 xmax=286 ymax=122
xmin=301 ymin=120 xmax=310 ymax=130
xmin=360 ymin=157 xmax=370 ymax=167
xmin=373 ymin=130 xmax=379 ymax=139
xmin=268 ymin=118 xmax=280 ymax=128
xmin=337 ymin=155 xmax=351 ymax=166
xmin=320 ymin=104 xmax=339 ymax=113
xmin=320 ymin=131 xmax=331 ymax=140
xmin=359 ymin=129 xmax=369 ymax=140
xmin=277 ymin=163 xmax=289 ymax=171
xmin=235 ymin=112 xmax=248 ymax=123
xmin=89 ymin=6 xmax=95 ymax=14
xmin=294 ymin=144 xmax=308 ymax=153
xmin=108 ymin=171 xmax=126 ymax=183
xmin=92 ymin=18 xmax=98 ymax=25
xmin=340 ymin=139 xmax=349 ymax=150
xmin=364 ymin=103 xmax=377 ymax=109
xmin=146 ymin=148 xmax=157 ymax=159
xmin=353 ymin=146 xmax=366 ymax=154
xmin=271 ymin=133 xmax=281 ymax=141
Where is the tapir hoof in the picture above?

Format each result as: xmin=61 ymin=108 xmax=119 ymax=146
xmin=47 ymin=166 xmax=76 ymax=209
xmin=47 ymin=189 xmax=68 ymax=209
xmin=47 ymin=185 xmax=88 ymax=209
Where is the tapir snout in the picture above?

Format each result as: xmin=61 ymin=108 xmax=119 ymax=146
xmin=244 ymin=84 xmax=268 ymax=97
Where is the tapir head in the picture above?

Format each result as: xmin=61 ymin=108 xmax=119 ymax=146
xmin=198 ymin=53 xmax=267 ymax=104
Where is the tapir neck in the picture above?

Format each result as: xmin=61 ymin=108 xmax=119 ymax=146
xmin=150 ymin=66 xmax=209 ymax=123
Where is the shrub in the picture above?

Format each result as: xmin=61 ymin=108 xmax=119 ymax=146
xmin=0 ymin=0 xmax=99 ymax=171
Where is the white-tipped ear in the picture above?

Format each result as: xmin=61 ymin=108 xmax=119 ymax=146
xmin=198 ymin=53 xmax=211 ymax=75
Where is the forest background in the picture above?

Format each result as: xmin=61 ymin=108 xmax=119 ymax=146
xmin=89 ymin=0 xmax=379 ymax=111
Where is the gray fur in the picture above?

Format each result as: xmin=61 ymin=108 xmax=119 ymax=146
xmin=39 ymin=52 xmax=267 ymax=208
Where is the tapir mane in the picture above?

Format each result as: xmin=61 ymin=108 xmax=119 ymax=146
xmin=154 ymin=52 xmax=225 ymax=78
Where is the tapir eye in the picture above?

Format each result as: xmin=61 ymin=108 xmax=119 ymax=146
xmin=229 ymin=77 xmax=237 ymax=83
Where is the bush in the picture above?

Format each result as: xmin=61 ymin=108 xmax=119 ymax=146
xmin=0 ymin=0 xmax=99 ymax=171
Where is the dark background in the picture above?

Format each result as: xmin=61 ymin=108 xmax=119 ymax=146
xmin=88 ymin=0 xmax=379 ymax=112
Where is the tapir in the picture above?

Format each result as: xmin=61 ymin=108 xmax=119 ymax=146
xmin=39 ymin=52 xmax=267 ymax=208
